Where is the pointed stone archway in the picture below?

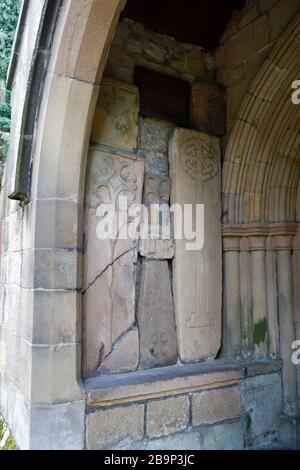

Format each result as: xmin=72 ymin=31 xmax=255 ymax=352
xmin=222 ymin=13 xmax=300 ymax=443
xmin=1 ymin=0 xmax=126 ymax=449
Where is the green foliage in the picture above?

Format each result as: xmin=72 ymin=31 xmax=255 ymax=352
xmin=253 ymin=318 xmax=267 ymax=346
xmin=0 ymin=97 xmax=11 ymax=119
xmin=0 ymin=90 xmax=12 ymax=159
xmin=0 ymin=0 xmax=20 ymax=81
xmin=0 ymin=416 xmax=17 ymax=450
xmin=0 ymin=0 xmax=19 ymax=160
xmin=0 ymin=96 xmax=11 ymax=131
xmin=0 ymin=130 xmax=10 ymax=156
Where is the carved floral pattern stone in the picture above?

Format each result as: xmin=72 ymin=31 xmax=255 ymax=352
xmin=82 ymin=147 xmax=144 ymax=377
xmin=179 ymin=137 xmax=219 ymax=182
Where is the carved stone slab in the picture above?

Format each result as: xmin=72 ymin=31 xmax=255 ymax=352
xmin=169 ymin=128 xmax=222 ymax=362
xmin=138 ymin=260 xmax=177 ymax=369
xmin=97 ymin=327 xmax=139 ymax=375
xmin=138 ymin=117 xmax=174 ymax=159
xmin=139 ymin=175 xmax=174 ymax=259
xmin=91 ymin=79 xmax=139 ymax=151
xmin=83 ymin=147 xmax=144 ymax=377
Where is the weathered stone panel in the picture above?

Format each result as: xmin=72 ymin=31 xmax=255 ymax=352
xmin=137 ymin=260 xmax=177 ymax=369
xmin=241 ymin=373 xmax=283 ymax=447
xmin=146 ymin=395 xmax=189 ymax=438
xmin=169 ymin=128 xmax=222 ymax=362
xmin=86 ymin=404 xmax=145 ymax=449
xmin=83 ymin=147 xmax=144 ymax=377
xmin=192 ymin=387 xmax=242 ymax=425
xmin=91 ymin=79 xmax=139 ymax=151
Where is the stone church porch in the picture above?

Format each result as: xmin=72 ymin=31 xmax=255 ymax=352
xmin=0 ymin=0 xmax=300 ymax=450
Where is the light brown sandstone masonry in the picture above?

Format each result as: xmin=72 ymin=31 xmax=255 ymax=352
xmin=146 ymin=396 xmax=189 ymax=438
xmin=86 ymin=404 xmax=145 ymax=449
xmin=192 ymin=387 xmax=242 ymax=426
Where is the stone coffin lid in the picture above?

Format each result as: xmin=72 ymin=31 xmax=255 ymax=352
xmin=169 ymin=127 xmax=222 ymax=363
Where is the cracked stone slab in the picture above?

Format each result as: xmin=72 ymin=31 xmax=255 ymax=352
xmin=82 ymin=147 xmax=144 ymax=377
xmin=97 ymin=327 xmax=139 ymax=375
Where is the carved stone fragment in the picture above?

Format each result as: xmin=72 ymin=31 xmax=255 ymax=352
xmin=139 ymin=175 xmax=174 ymax=260
xmin=138 ymin=260 xmax=177 ymax=369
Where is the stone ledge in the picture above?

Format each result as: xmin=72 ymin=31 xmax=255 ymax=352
xmin=85 ymin=362 xmax=246 ymax=407
xmin=242 ymin=360 xmax=282 ymax=377
xmin=222 ymin=223 xmax=299 ymax=238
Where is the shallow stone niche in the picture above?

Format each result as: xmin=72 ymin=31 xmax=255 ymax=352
xmin=169 ymin=128 xmax=222 ymax=363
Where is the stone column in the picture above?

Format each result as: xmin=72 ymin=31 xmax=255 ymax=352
xmin=239 ymin=237 xmax=253 ymax=358
xmin=223 ymin=236 xmax=241 ymax=358
xmin=276 ymin=235 xmax=298 ymax=415
xmin=249 ymin=236 xmax=268 ymax=358
xmin=266 ymin=237 xmax=280 ymax=359
xmin=293 ymin=235 xmax=300 ymax=406
xmin=222 ymin=223 xmax=298 ymax=363
xmin=169 ymin=128 xmax=222 ymax=363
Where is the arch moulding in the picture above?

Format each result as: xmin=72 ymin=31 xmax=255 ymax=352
xmin=22 ymin=0 xmax=126 ymax=449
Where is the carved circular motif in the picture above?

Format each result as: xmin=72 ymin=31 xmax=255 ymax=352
xmin=96 ymin=185 xmax=111 ymax=204
xmin=147 ymin=192 xmax=156 ymax=203
xmin=147 ymin=177 xmax=156 ymax=188
xmin=179 ymin=137 xmax=219 ymax=182
xmin=95 ymin=155 xmax=115 ymax=182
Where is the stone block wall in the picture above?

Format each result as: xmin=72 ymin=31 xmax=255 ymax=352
xmin=0 ymin=0 xmax=49 ymax=449
xmin=216 ymin=0 xmax=300 ymax=142
xmin=242 ymin=372 xmax=283 ymax=448
xmin=104 ymin=18 xmax=215 ymax=86
xmin=86 ymin=393 xmax=244 ymax=450
xmin=85 ymin=369 xmax=283 ymax=449
xmin=103 ymin=18 xmax=226 ymax=139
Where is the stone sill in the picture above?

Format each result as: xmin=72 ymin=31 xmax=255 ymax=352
xmin=85 ymin=359 xmax=282 ymax=407
xmin=241 ymin=359 xmax=282 ymax=377
xmin=85 ymin=361 xmax=246 ymax=407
